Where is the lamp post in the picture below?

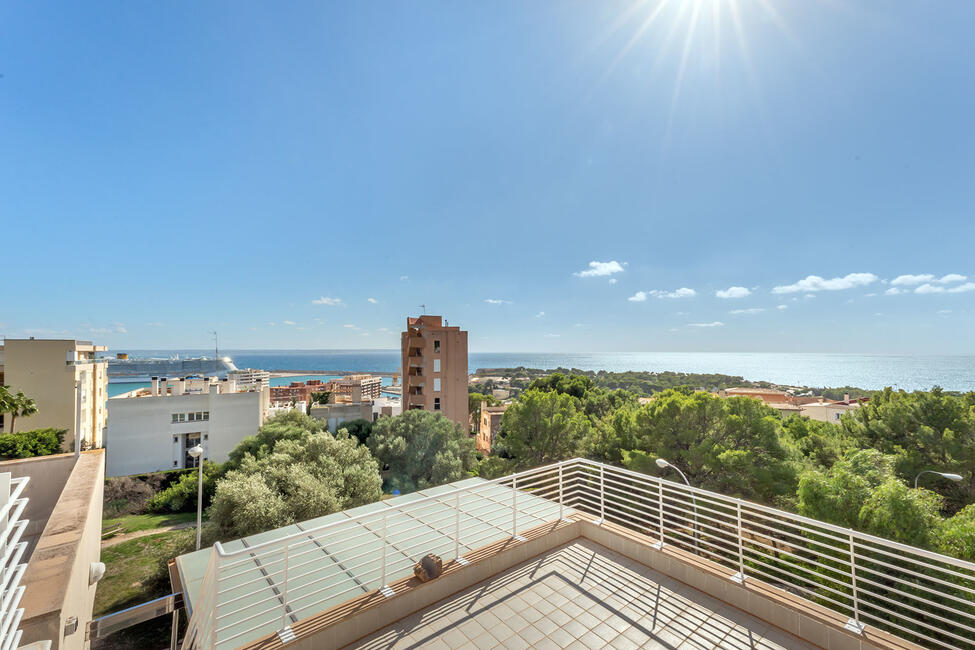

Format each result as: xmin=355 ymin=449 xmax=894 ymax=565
xmin=914 ymin=470 xmax=964 ymax=489
xmin=656 ymin=458 xmax=699 ymax=555
xmin=188 ymin=445 xmax=204 ymax=551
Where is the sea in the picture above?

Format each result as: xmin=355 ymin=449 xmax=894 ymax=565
xmin=104 ymin=350 xmax=975 ymax=397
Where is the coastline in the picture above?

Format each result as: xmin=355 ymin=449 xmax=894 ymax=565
xmin=268 ymin=370 xmax=398 ymax=378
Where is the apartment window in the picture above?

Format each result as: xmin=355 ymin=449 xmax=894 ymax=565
xmin=434 ymin=397 xmax=441 ymax=411
xmin=172 ymin=413 xmax=186 ymax=423
xmin=433 ymin=340 xmax=441 ymax=353
xmin=204 ymin=411 xmax=209 ymax=421
xmin=173 ymin=461 xmax=178 ymax=467
xmin=173 ymin=436 xmax=178 ymax=443
xmin=433 ymin=359 xmax=441 ymax=372
xmin=433 ymin=378 xmax=441 ymax=392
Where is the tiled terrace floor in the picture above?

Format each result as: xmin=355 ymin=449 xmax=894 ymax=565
xmin=349 ymin=539 xmax=814 ymax=650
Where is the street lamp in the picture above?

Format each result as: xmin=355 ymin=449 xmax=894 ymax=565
xmin=188 ymin=445 xmax=204 ymax=551
xmin=914 ymin=470 xmax=964 ymax=489
xmin=656 ymin=458 xmax=699 ymax=555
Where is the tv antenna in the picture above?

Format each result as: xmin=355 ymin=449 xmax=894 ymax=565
xmin=418 ymin=304 xmax=426 ymax=314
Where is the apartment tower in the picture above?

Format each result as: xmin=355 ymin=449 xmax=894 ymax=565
xmin=0 ymin=338 xmax=109 ymax=449
xmin=401 ymin=315 xmax=468 ymax=431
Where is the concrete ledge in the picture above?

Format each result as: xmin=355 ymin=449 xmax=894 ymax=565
xmin=576 ymin=516 xmax=923 ymax=650
xmin=239 ymin=518 xmax=581 ymax=650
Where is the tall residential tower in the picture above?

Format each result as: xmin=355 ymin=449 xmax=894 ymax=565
xmin=401 ymin=315 xmax=468 ymax=431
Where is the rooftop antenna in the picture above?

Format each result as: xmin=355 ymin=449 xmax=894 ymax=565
xmin=418 ymin=304 xmax=426 ymax=315
xmin=212 ymin=331 xmax=219 ymax=372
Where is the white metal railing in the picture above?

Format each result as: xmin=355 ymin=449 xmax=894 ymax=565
xmin=181 ymin=459 xmax=975 ymax=650
xmin=0 ymin=474 xmax=30 ymax=650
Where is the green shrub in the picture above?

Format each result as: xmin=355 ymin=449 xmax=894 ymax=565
xmin=146 ymin=462 xmax=219 ymax=513
xmin=0 ymin=428 xmax=65 ymax=459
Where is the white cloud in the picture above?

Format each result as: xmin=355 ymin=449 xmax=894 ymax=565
xmin=267 ymin=322 xmax=276 ymax=326
xmin=343 ymin=324 xmax=360 ymax=330
xmin=937 ymin=309 xmax=952 ymax=314
xmin=884 ymin=288 xmax=903 ymax=296
xmin=283 ymin=320 xmax=296 ymax=326
xmin=89 ymin=323 xmax=127 ymax=335
xmin=484 ymin=298 xmax=511 ymax=305
xmin=627 ymin=291 xmax=648 ymax=302
xmin=941 ymin=274 xmax=968 ymax=284
xmin=367 ymin=298 xmax=378 ymax=304
xmin=377 ymin=327 xmax=390 ymax=332
xmin=912 ymin=281 xmax=975 ymax=295
xmin=650 ymin=288 xmax=696 ymax=299
xmin=312 ymin=296 xmax=343 ymax=306
xmin=776 ymin=305 xmax=788 ymax=310
xmin=608 ymin=278 xmax=618 ymax=285
xmin=716 ymin=286 xmax=751 ymax=299
xmin=574 ymin=260 xmax=625 ymax=278
xmin=535 ymin=311 xmax=545 ymax=318
xmin=399 ymin=275 xmax=409 ymax=281
xmin=146 ymin=322 xmax=165 ymax=327
xmin=891 ymin=274 xmax=935 ymax=286
xmin=544 ymin=333 xmax=561 ymax=338
xmin=729 ymin=308 xmax=765 ymax=315
xmin=772 ymin=273 xmax=877 ymax=294
xmin=689 ymin=321 xmax=724 ymax=328
xmin=892 ymin=273 xmax=967 ymax=287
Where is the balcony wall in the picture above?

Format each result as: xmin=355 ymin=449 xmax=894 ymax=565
xmin=18 ymin=450 xmax=104 ymax=650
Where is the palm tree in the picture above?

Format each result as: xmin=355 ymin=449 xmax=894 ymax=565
xmin=8 ymin=391 xmax=37 ymax=434
xmin=0 ymin=386 xmax=15 ymax=433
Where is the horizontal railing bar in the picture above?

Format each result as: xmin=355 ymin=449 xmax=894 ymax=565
xmin=852 ymin=577 xmax=975 ymax=633
xmin=853 ymin=562 xmax=975 ymax=609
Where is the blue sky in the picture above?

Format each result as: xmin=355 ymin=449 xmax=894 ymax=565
xmin=2 ymin=1 xmax=974 ymax=354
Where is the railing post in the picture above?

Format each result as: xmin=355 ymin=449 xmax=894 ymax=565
xmin=512 ymin=475 xmax=518 ymax=538
xmin=598 ymin=465 xmax=605 ymax=524
xmin=558 ymin=464 xmax=564 ymax=520
xmin=654 ymin=478 xmax=665 ymax=549
xmin=732 ymin=501 xmax=745 ymax=583
xmin=381 ymin=512 xmax=387 ymax=587
xmin=281 ymin=544 xmax=290 ymax=629
xmin=454 ymin=490 xmax=460 ymax=560
xmin=846 ymin=531 xmax=864 ymax=634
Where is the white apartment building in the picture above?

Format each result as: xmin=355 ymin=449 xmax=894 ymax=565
xmin=106 ymin=376 xmax=269 ymax=476
xmin=227 ymin=368 xmax=270 ymax=388
xmin=0 ymin=338 xmax=109 ymax=450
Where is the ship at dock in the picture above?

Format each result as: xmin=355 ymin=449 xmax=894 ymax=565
xmin=105 ymin=353 xmax=238 ymax=383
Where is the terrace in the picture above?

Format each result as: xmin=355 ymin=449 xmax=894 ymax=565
xmin=174 ymin=459 xmax=975 ymax=649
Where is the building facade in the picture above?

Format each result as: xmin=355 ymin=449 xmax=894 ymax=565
xmin=401 ymin=315 xmax=469 ymax=431
xmin=227 ymin=368 xmax=270 ymax=388
xmin=329 ymin=374 xmax=383 ymax=400
xmin=476 ymin=402 xmax=508 ymax=453
xmin=0 ymin=339 xmax=109 ymax=450
xmin=269 ymin=379 xmax=330 ymax=405
xmin=105 ymin=377 xmax=269 ymax=476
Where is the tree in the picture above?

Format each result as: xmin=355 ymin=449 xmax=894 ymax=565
xmin=840 ymin=387 xmax=975 ymax=512
xmin=797 ymin=449 xmax=895 ymax=529
xmin=340 ymin=418 xmax=373 ymax=446
xmin=225 ymin=410 xmax=327 ymax=471
xmin=493 ymin=389 xmax=592 ymax=469
xmin=210 ymin=428 xmax=381 ymax=538
xmin=624 ymin=390 xmax=795 ymax=504
xmin=0 ymin=387 xmax=37 ymax=434
xmin=936 ymin=504 xmax=975 ymax=561
xmin=368 ymin=410 xmax=478 ymax=493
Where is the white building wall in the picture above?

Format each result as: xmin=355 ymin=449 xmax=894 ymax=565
xmin=106 ymin=388 xmax=267 ymax=476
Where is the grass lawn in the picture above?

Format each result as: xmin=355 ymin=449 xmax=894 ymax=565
xmin=102 ymin=512 xmax=198 ymax=535
xmin=95 ymin=528 xmax=194 ymax=616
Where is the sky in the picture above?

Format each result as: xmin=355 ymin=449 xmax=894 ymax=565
xmin=1 ymin=1 xmax=974 ymax=354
